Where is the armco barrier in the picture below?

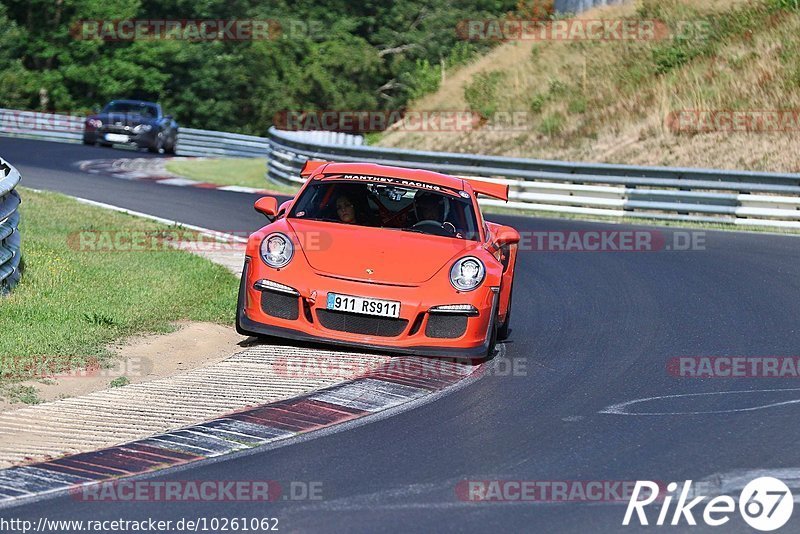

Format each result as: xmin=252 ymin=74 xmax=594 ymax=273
xmin=0 ymin=157 xmax=21 ymax=294
xmin=2 ymin=108 xmax=799 ymax=229
xmin=554 ymin=0 xmax=624 ymax=13
xmin=0 ymin=109 xmax=361 ymax=158
xmin=0 ymin=109 xmax=270 ymax=158
xmin=265 ymin=127 xmax=800 ymax=230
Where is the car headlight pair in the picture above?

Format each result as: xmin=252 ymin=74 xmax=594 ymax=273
xmin=450 ymin=257 xmax=485 ymax=291
xmin=86 ymin=119 xmax=102 ymax=128
xmin=133 ymin=124 xmax=153 ymax=133
xmin=260 ymin=233 xmax=294 ymax=268
xmin=260 ymin=234 xmax=484 ymax=291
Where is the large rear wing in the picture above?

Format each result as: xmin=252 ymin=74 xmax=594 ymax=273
xmin=463 ymin=178 xmax=509 ymax=202
xmin=299 ymin=160 xmax=509 ymax=201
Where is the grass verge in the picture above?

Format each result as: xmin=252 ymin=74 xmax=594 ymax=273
xmin=165 ymin=158 xmax=300 ymax=195
xmin=378 ymin=0 xmax=800 ymax=172
xmin=0 ymin=187 xmax=238 ymax=392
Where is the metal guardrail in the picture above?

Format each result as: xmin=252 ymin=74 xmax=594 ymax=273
xmin=175 ymin=127 xmax=362 ymax=157
xmin=0 ymin=157 xmax=21 ymax=294
xmin=0 ymin=109 xmax=275 ymax=158
xmin=3 ymin=108 xmax=800 ymax=229
xmin=265 ymin=127 xmax=800 ymax=229
xmin=555 ymin=0 xmax=624 ymax=13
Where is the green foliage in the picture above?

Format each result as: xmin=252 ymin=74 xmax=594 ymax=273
xmin=529 ymin=93 xmax=546 ymax=113
xmin=538 ymin=112 xmax=564 ymax=136
xmin=464 ymin=71 xmax=506 ymax=118
xmin=2 ymin=385 xmax=40 ymax=405
xmin=0 ymin=0 xmax=518 ymax=133
xmin=766 ymin=0 xmax=800 ymax=10
xmin=620 ymin=0 xmax=784 ymax=89
xmin=547 ymin=79 xmax=568 ymax=97
xmin=567 ymin=96 xmax=587 ymax=114
xmin=404 ymin=59 xmax=441 ymax=101
xmin=109 ymin=376 xmax=131 ymax=388
xmin=651 ymin=42 xmax=697 ymax=75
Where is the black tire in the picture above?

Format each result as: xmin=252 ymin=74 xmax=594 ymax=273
xmin=165 ymin=136 xmax=177 ymax=155
xmin=497 ymin=285 xmax=513 ymax=341
xmin=148 ymin=133 xmax=164 ymax=154
xmin=82 ymin=137 xmax=94 ymax=146
xmin=99 ymin=141 xmax=112 ymax=148
xmin=235 ymin=268 xmax=262 ymax=338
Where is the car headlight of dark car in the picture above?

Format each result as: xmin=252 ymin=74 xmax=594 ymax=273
xmin=133 ymin=124 xmax=153 ymax=133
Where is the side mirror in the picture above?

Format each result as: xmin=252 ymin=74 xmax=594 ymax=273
xmin=494 ymin=225 xmax=520 ymax=249
xmin=254 ymin=197 xmax=279 ymax=220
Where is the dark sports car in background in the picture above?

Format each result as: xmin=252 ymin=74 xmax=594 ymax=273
xmin=83 ymin=100 xmax=178 ymax=154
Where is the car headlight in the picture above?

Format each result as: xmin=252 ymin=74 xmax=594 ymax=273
xmin=86 ymin=119 xmax=102 ymax=128
xmin=260 ymin=233 xmax=294 ymax=268
xmin=450 ymin=257 xmax=485 ymax=291
xmin=133 ymin=124 xmax=153 ymax=133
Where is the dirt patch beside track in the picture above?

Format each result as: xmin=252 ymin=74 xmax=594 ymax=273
xmin=0 ymin=322 xmax=244 ymax=412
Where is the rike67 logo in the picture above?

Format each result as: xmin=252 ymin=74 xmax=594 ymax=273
xmin=624 ymin=477 xmax=794 ymax=531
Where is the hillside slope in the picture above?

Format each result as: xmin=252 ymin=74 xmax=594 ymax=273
xmin=378 ymin=0 xmax=800 ymax=172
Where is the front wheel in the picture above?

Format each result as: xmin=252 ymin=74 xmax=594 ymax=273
xmin=148 ymin=133 xmax=164 ymax=154
xmin=164 ymin=135 xmax=177 ymax=155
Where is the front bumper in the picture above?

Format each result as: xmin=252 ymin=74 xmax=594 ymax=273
xmin=237 ymin=313 xmax=493 ymax=359
xmin=84 ymin=128 xmax=157 ymax=147
xmin=238 ymin=257 xmax=498 ymax=359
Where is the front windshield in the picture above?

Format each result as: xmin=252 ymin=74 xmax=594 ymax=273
xmin=102 ymin=102 xmax=159 ymax=118
xmin=289 ymin=179 xmax=480 ymax=240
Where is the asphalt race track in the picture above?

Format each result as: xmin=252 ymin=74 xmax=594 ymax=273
xmin=3 ymin=136 xmax=800 ymax=533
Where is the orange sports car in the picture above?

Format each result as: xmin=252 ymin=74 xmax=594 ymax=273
xmin=236 ymin=161 xmax=520 ymax=359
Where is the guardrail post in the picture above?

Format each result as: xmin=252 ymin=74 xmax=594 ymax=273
xmin=0 ymin=157 xmax=22 ymax=294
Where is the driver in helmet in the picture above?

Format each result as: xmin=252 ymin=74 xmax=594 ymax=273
xmin=414 ymin=191 xmax=446 ymax=224
xmin=412 ymin=191 xmax=458 ymax=236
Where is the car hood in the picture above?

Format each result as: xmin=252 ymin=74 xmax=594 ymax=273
xmin=288 ymin=219 xmax=478 ymax=285
xmin=90 ymin=113 xmax=155 ymax=126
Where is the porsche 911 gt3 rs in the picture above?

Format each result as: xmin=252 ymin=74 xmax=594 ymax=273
xmin=236 ymin=161 xmax=519 ymax=359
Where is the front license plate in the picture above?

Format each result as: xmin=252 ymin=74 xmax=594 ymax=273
xmin=326 ymin=293 xmax=401 ymax=318
xmin=105 ymin=133 xmax=129 ymax=143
